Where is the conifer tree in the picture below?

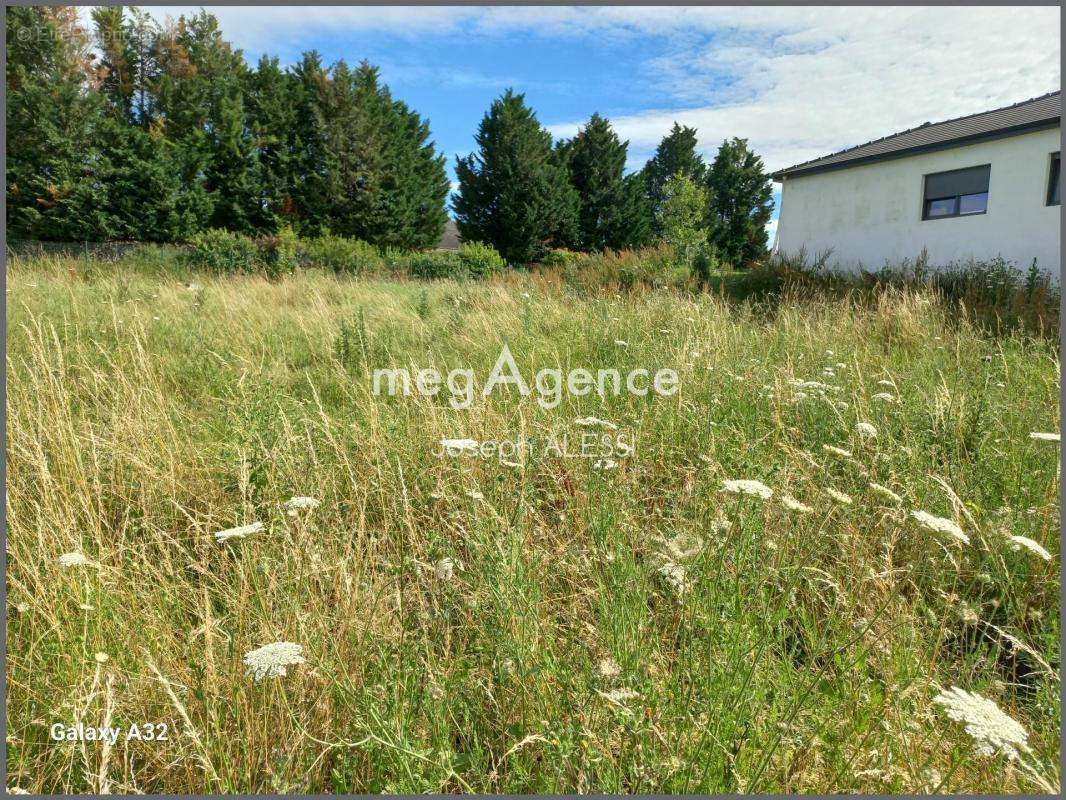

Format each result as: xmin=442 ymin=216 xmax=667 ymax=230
xmin=454 ymin=90 xmax=579 ymax=263
xmin=705 ymin=137 xmax=774 ymax=267
xmin=561 ymin=113 xmax=653 ymax=250
xmin=642 ymin=122 xmax=706 ymax=231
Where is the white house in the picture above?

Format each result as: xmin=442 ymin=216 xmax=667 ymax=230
xmin=771 ymin=91 xmax=1061 ymax=273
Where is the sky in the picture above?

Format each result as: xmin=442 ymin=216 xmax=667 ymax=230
xmin=91 ymin=6 xmax=1061 ymax=233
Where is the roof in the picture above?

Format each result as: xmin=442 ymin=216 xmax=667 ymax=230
xmin=436 ymin=218 xmax=461 ymax=250
xmin=771 ymin=90 xmax=1061 ymax=180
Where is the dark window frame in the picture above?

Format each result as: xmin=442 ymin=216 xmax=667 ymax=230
xmin=921 ymin=164 xmax=991 ymax=221
xmin=1047 ymin=152 xmax=1060 ymax=206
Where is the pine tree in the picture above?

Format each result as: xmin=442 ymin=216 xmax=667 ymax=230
xmin=705 ymin=137 xmax=774 ymax=267
xmin=286 ymin=51 xmax=334 ymax=235
xmin=561 ymin=113 xmax=653 ymax=251
xmin=454 ymin=90 xmax=579 ymax=263
xmin=642 ymin=122 xmax=706 ymax=232
xmin=244 ymin=56 xmax=297 ymax=232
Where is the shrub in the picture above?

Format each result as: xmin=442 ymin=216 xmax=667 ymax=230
xmin=692 ymin=243 xmax=722 ymax=287
xmin=406 ymin=251 xmax=467 ymax=280
xmin=258 ymin=225 xmax=299 ymax=279
xmin=184 ymin=229 xmax=262 ymax=274
xmin=302 ymin=235 xmax=384 ymax=275
xmin=457 ymin=241 xmax=506 ymax=277
xmin=539 ymin=248 xmax=580 ymax=268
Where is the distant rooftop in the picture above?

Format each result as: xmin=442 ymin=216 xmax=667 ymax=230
xmin=772 ymin=90 xmax=1061 ymax=180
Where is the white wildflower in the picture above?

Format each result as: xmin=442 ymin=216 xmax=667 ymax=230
xmin=789 ymin=379 xmax=834 ymax=392
xmin=434 ymin=557 xmax=456 ymax=581
xmin=440 ymin=438 xmax=479 ymax=455
xmin=656 ymin=561 xmax=690 ymax=593
xmin=243 ymin=641 xmax=306 ymax=682
xmin=1028 ymin=432 xmax=1060 ymax=442
xmin=661 ymin=532 xmax=702 ymax=560
xmin=876 ymin=379 xmax=895 ymax=388
xmin=575 ymin=416 xmax=617 ymax=430
xmin=791 ymin=391 xmax=808 ymax=402
xmin=94 ymin=652 xmax=109 ymax=664
xmin=722 ymin=479 xmax=773 ymax=500
xmin=780 ymin=494 xmax=813 ymax=513
xmin=835 ymin=400 xmax=849 ymax=410
xmin=855 ymin=422 xmax=878 ymax=440
xmin=596 ymin=657 xmax=622 ymax=679
xmin=872 ymin=392 xmax=896 ymax=402
xmin=599 ymin=687 xmax=640 ymax=705
xmin=994 ymin=382 xmax=1005 ymax=389
xmin=57 ymin=552 xmax=93 ymax=569
xmin=823 ymin=444 xmax=853 ymax=459
xmin=835 ymin=362 xmax=847 ymax=369
xmin=826 ymin=489 xmax=852 ymax=505
xmin=910 ymin=510 xmax=969 ymax=545
xmin=614 ymin=339 xmax=628 ymax=347
xmin=593 ymin=458 xmax=618 ymax=470
xmin=1006 ymin=536 xmax=1052 ymax=562
xmin=869 ymin=482 xmax=902 ymax=504
xmin=214 ymin=521 xmax=265 ymax=543
xmin=284 ymin=496 xmax=320 ymax=517
xmin=933 ymin=686 xmax=1030 ymax=759
xmin=465 ymin=488 xmax=484 ymax=501
xmin=824 ymin=350 xmax=834 ymax=356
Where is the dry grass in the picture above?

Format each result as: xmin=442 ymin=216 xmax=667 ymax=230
xmin=5 ymin=254 xmax=1061 ymax=793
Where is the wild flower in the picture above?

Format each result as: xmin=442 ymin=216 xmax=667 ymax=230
xmin=661 ymin=532 xmax=702 ymax=560
xmin=434 ymin=557 xmax=456 ymax=581
xmin=593 ymin=458 xmax=618 ymax=470
xmin=57 ymin=552 xmax=92 ymax=568
xmin=835 ymin=401 xmax=849 ymax=410
xmin=597 ymin=657 xmax=622 ymax=679
xmin=780 ymin=494 xmax=813 ymax=513
xmin=872 ymin=392 xmax=896 ymax=402
xmin=243 ymin=641 xmax=306 ymax=682
xmin=910 ymin=510 xmax=969 ymax=544
xmin=440 ymin=438 xmax=479 ymax=455
xmin=826 ymin=489 xmax=852 ymax=505
xmin=214 ymin=521 xmax=265 ymax=543
xmin=876 ymin=379 xmax=895 ymax=388
xmin=869 ymin=482 xmax=902 ymax=504
xmin=933 ymin=686 xmax=1030 ymax=759
xmin=823 ymin=444 xmax=853 ymax=459
xmin=855 ymin=422 xmax=878 ymax=440
xmin=94 ymin=652 xmax=109 ymax=663
xmin=614 ymin=339 xmax=628 ymax=348
xmin=465 ymin=488 xmax=484 ymax=501
xmin=599 ymin=687 xmax=640 ymax=705
xmin=789 ymin=379 xmax=834 ymax=392
xmin=722 ymin=479 xmax=773 ymax=500
xmin=995 ymin=382 xmax=1006 ymax=389
xmin=1006 ymin=536 xmax=1052 ymax=561
xmin=657 ymin=561 xmax=690 ymax=593
xmin=575 ymin=416 xmax=617 ymax=430
xmin=1028 ymin=432 xmax=1060 ymax=442
xmin=284 ymin=496 xmax=320 ymax=517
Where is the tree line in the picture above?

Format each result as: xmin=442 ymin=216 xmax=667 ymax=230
xmin=7 ymin=6 xmax=775 ymax=266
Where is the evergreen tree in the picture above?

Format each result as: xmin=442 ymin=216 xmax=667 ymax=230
xmin=244 ymin=56 xmax=297 ymax=232
xmin=642 ymin=122 xmax=706 ymax=231
xmin=7 ymin=7 xmax=112 ymax=240
xmin=286 ymin=51 xmax=334 ymax=235
xmin=453 ymin=90 xmax=579 ymax=263
xmin=561 ymin=113 xmax=653 ymax=251
xmin=705 ymin=137 xmax=774 ymax=267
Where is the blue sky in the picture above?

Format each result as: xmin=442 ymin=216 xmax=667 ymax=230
xmin=97 ymin=7 xmax=1060 ymax=234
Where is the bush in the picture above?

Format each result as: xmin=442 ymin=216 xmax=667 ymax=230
xmin=457 ymin=241 xmax=506 ymax=277
xmin=302 ymin=235 xmax=384 ymax=275
xmin=406 ymin=251 xmax=467 ymax=280
xmin=692 ymin=243 xmax=723 ymax=287
xmin=258 ymin=225 xmax=299 ymax=279
xmin=539 ymin=248 xmax=580 ymax=268
xmin=184 ymin=229 xmax=262 ymax=274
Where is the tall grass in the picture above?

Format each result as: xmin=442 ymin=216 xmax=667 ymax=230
xmin=5 ymin=252 xmax=1060 ymax=793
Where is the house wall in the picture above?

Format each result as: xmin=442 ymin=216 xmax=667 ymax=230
xmin=774 ymin=127 xmax=1061 ymax=274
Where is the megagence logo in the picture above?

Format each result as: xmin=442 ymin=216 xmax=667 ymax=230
xmin=373 ymin=344 xmax=679 ymax=410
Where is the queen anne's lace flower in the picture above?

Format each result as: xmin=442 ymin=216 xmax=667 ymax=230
xmin=780 ymin=494 xmax=813 ymax=513
xmin=826 ymin=489 xmax=852 ymax=505
xmin=855 ymin=422 xmax=878 ymax=440
xmin=284 ymin=496 xmax=320 ymax=516
xmin=869 ymin=483 xmax=902 ymax=504
xmin=434 ymin=557 xmax=456 ymax=581
xmin=722 ymin=479 xmax=773 ymax=500
xmin=596 ymin=657 xmax=621 ymax=679
xmin=656 ymin=561 xmax=690 ymax=593
xmin=823 ymin=444 xmax=853 ymax=459
xmin=243 ymin=641 xmax=306 ymax=682
xmin=58 ymin=552 xmax=92 ymax=568
xmin=933 ymin=686 xmax=1031 ymax=759
xmin=1007 ymin=535 xmax=1052 ymax=561
xmin=910 ymin=510 xmax=969 ymax=544
xmin=214 ymin=521 xmax=265 ymax=543
xmin=872 ymin=392 xmax=896 ymax=402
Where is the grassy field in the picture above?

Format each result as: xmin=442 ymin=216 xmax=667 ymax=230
xmin=5 ymin=252 xmax=1061 ymax=793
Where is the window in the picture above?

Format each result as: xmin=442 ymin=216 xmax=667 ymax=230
xmin=1048 ymin=153 xmax=1060 ymax=206
xmin=922 ymin=164 xmax=990 ymax=220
